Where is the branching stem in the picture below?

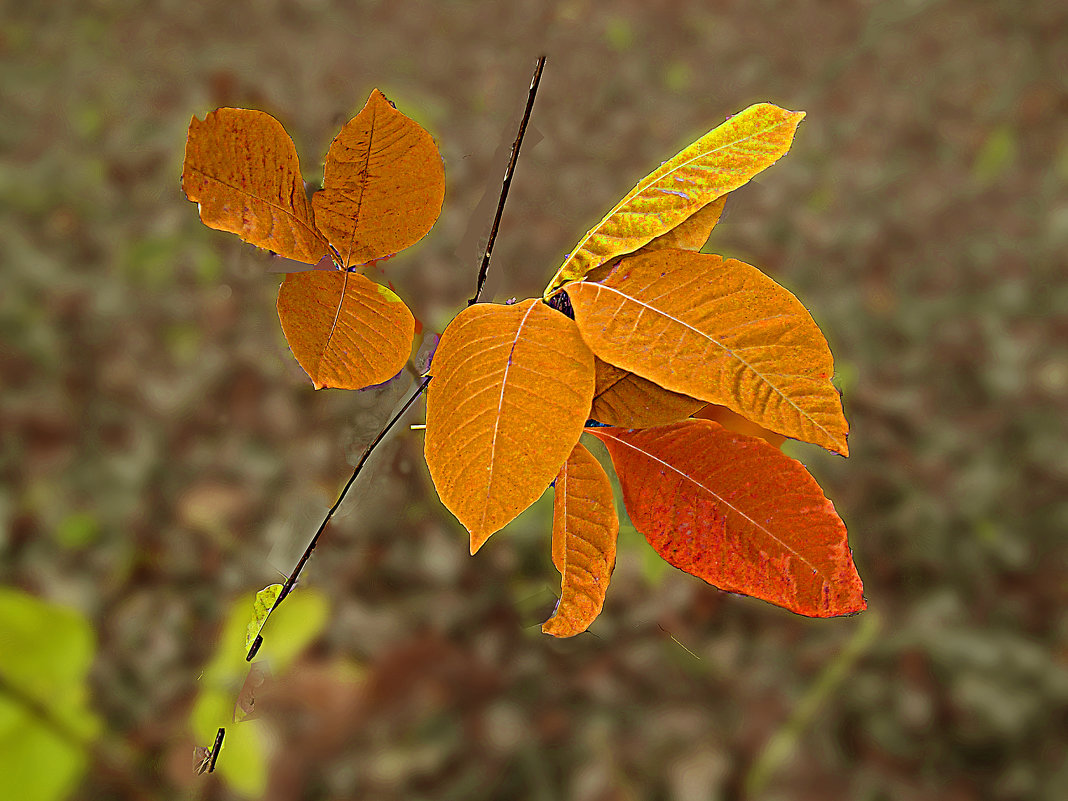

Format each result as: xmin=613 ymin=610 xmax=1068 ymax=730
xmin=247 ymin=55 xmax=546 ymax=661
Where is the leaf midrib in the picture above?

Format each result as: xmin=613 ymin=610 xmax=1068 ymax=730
xmin=188 ymin=165 xmax=326 ymax=248
xmin=480 ymin=302 xmax=540 ymax=531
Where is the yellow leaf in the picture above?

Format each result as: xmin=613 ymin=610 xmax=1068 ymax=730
xmin=424 ymin=300 xmax=595 ymax=552
xmin=312 ymin=89 xmax=446 ymax=268
xmin=591 ymin=358 xmax=704 ymax=428
xmin=182 ymin=108 xmax=330 ymax=264
xmin=565 ymin=249 xmax=849 ymax=455
xmin=276 ymin=270 xmax=415 ymax=390
xmin=244 ymin=584 xmax=282 ymax=653
xmin=544 ymin=104 xmax=804 ymax=296
xmin=631 ymin=195 xmax=727 ymax=256
xmin=543 ymin=442 xmax=619 ymax=637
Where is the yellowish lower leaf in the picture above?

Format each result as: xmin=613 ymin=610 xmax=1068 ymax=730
xmin=545 ymin=103 xmax=804 ymax=296
xmin=591 ymin=358 xmax=704 ymax=428
xmin=312 ymin=89 xmax=446 ymax=268
xmin=566 ymin=249 xmax=849 ymax=455
xmin=543 ymin=442 xmax=619 ymax=638
xmin=182 ymin=108 xmax=329 ymax=264
xmin=276 ymin=270 xmax=415 ymax=390
xmin=424 ymin=300 xmax=595 ymax=552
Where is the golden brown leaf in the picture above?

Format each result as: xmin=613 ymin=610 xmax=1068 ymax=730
xmin=424 ymin=300 xmax=595 ymax=552
xmin=566 ymin=249 xmax=849 ymax=455
xmin=276 ymin=270 xmax=414 ymax=390
xmin=592 ymin=420 xmax=865 ymax=617
xmin=312 ymin=90 xmax=445 ymax=268
xmin=543 ymin=442 xmax=619 ymax=638
xmin=544 ymin=104 xmax=804 ymax=296
xmin=182 ymin=108 xmax=329 ymax=264
xmin=591 ymin=358 xmax=704 ymax=428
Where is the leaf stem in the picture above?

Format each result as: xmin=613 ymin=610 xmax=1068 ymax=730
xmin=247 ymin=54 xmax=547 ymax=661
xmin=469 ymin=55 xmax=545 ymax=306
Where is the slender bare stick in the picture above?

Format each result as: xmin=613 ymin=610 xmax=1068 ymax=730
xmin=247 ymin=55 xmax=547 ymax=661
xmin=469 ymin=55 xmax=545 ymax=306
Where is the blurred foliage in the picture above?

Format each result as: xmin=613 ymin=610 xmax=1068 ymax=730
xmin=0 ymin=588 xmax=100 ymax=801
xmin=1 ymin=1 xmax=1065 ymax=800
xmin=191 ymin=587 xmax=329 ymax=797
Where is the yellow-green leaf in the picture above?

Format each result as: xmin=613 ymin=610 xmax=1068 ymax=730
xmin=566 ymin=249 xmax=849 ymax=455
xmin=0 ymin=589 xmax=100 ymax=801
xmin=276 ymin=269 xmax=415 ymax=390
xmin=544 ymin=104 xmax=804 ymax=296
xmin=182 ymin=108 xmax=330 ymax=264
xmin=631 ymin=195 xmax=727 ymax=257
xmin=244 ymin=584 xmax=282 ymax=653
xmin=424 ymin=300 xmax=595 ymax=552
xmin=312 ymin=89 xmax=446 ymax=268
xmin=591 ymin=357 xmax=704 ymax=428
xmin=543 ymin=442 xmax=619 ymax=637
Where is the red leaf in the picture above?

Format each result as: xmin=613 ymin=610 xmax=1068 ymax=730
xmin=591 ymin=420 xmax=865 ymax=617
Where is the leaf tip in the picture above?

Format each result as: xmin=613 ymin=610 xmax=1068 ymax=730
xmin=469 ymin=531 xmax=489 ymax=555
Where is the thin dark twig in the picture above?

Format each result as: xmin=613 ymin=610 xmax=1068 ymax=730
xmin=246 ymin=55 xmax=547 ymax=661
xmin=469 ymin=54 xmax=545 ymax=306
xmin=247 ymin=373 xmax=430 ymax=660
xmin=207 ymin=728 xmax=225 ymax=773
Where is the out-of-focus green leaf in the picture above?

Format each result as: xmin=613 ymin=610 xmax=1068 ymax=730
xmin=972 ymin=126 xmax=1017 ymax=185
xmin=192 ymin=588 xmax=329 ymax=797
xmin=0 ymin=588 xmax=100 ymax=801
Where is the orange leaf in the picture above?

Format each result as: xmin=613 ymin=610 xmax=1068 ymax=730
xmin=543 ymin=442 xmax=619 ymax=637
xmin=276 ymin=270 xmax=414 ymax=390
xmin=694 ymin=404 xmax=786 ymax=448
xmin=544 ymin=103 xmax=804 ymax=296
xmin=312 ymin=90 xmax=446 ymax=268
xmin=182 ymin=108 xmax=329 ymax=264
xmin=631 ymin=195 xmax=727 ymax=257
xmin=592 ymin=358 xmax=704 ymax=428
xmin=565 ymin=249 xmax=849 ymax=455
xmin=424 ymin=300 xmax=595 ymax=552
xmin=592 ymin=420 xmax=865 ymax=617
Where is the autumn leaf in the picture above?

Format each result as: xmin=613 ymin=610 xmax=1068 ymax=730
xmin=592 ymin=420 xmax=865 ymax=617
xmin=312 ymin=90 xmax=445 ymax=268
xmin=543 ymin=442 xmax=619 ymax=637
xmin=424 ymin=300 xmax=595 ymax=551
xmin=182 ymin=108 xmax=330 ymax=264
xmin=591 ymin=358 xmax=704 ymax=428
xmin=276 ymin=269 xmax=415 ymax=390
xmin=565 ymin=248 xmax=849 ymax=455
xmin=544 ymin=103 xmax=804 ymax=296
xmin=631 ymin=195 xmax=727 ymax=257
xmin=585 ymin=193 xmax=727 ymax=428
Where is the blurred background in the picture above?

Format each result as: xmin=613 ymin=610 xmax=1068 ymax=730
xmin=2 ymin=1 xmax=1066 ymax=799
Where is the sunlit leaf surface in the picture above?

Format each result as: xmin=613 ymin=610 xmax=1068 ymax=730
xmin=593 ymin=420 xmax=865 ymax=617
xmin=182 ymin=108 xmax=329 ymax=264
xmin=424 ymin=300 xmax=595 ymax=551
xmin=545 ymin=103 xmax=803 ymax=295
xmin=567 ymin=249 xmax=849 ymax=454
